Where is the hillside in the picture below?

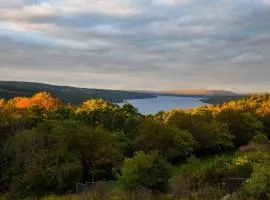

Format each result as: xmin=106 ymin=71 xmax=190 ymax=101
xmin=200 ymin=95 xmax=247 ymax=104
xmin=0 ymin=81 xmax=157 ymax=104
xmin=159 ymin=89 xmax=238 ymax=96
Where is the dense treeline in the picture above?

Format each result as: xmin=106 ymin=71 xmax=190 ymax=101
xmin=0 ymin=92 xmax=270 ymax=199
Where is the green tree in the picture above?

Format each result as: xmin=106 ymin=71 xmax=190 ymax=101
xmin=118 ymin=151 xmax=171 ymax=191
xmin=162 ymin=110 xmax=234 ymax=153
xmin=244 ymin=164 xmax=270 ymax=199
xmin=9 ymin=150 xmax=82 ymax=198
xmin=5 ymin=120 xmax=125 ymax=197
xmin=121 ymin=103 xmax=140 ymax=116
xmin=216 ymin=110 xmax=263 ymax=146
xmin=135 ymin=120 xmax=195 ymax=161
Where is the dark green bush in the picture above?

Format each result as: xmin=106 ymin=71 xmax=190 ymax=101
xmin=135 ymin=120 xmax=195 ymax=161
xmin=180 ymin=157 xmax=208 ymax=189
xmin=118 ymin=151 xmax=171 ymax=192
xmin=243 ymin=164 xmax=270 ymax=199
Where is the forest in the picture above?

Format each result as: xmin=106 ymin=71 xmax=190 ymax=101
xmin=0 ymin=92 xmax=270 ymax=200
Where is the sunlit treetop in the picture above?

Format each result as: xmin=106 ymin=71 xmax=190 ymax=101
xmin=31 ymin=92 xmax=59 ymax=110
xmin=79 ymin=99 xmax=120 ymax=112
xmin=8 ymin=92 xmax=59 ymax=110
xmin=13 ymin=97 xmax=33 ymax=109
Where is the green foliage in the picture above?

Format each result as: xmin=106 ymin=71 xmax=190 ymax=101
xmin=121 ymin=103 xmax=140 ymax=116
xmin=205 ymin=155 xmax=231 ymax=184
xmin=118 ymin=151 xmax=171 ymax=191
xmin=135 ymin=120 xmax=195 ymax=161
xmin=47 ymin=105 xmax=75 ymax=120
xmin=9 ymin=150 xmax=82 ymax=198
xmin=243 ymin=164 xmax=270 ymax=199
xmin=4 ymin=120 xmax=125 ymax=198
xmin=75 ymin=99 xmax=141 ymax=133
xmin=179 ymin=157 xmax=209 ymax=189
xmin=216 ymin=110 xmax=263 ymax=146
xmin=205 ymin=151 xmax=270 ymax=185
xmin=162 ymin=110 xmax=234 ymax=153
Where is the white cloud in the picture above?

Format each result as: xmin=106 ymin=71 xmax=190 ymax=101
xmin=1 ymin=0 xmax=141 ymax=20
xmin=153 ymin=0 xmax=191 ymax=6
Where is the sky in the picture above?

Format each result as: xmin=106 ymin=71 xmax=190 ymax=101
xmin=0 ymin=0 xmax=270 ymax=93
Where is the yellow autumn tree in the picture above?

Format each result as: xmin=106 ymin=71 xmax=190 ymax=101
xmin=80 ymin=99 xmax=118 ymax=112
xmin=31 ymin=92 xmax=59 ymax=110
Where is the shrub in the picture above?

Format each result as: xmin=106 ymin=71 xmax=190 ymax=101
xmin=180 ymin=157 xmax=208 ymax=189
xmin=118 ymin=151 xmax=171 ymax=192
xmin=216 ymin=111 xmax=263 ymax=146
xmin=229 ymin=156 xmax=253 ymax=178
xmin=5 ymin=120 xmax=125 ymax=198
xmin=235 ymin=151 xmax=270 ymax=165
xmin=135 ymin=120 xmax=195 ymax=161
xmin=163 ymin=110 xmax=234 ymax=154
xmin=225 ymin=151 xmax=270 ymax=179
xmin=243 ymin=164 xmax=270 ymax=199
xmin=205 ymin=156 xmax=231 ymax=184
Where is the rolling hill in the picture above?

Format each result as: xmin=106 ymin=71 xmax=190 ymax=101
xmin=159 ymin=89 xmax=238 ymax=96
xmin=0 ymin=81 xmax=157 ymax=104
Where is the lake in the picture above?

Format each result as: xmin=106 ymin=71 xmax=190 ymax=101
xmin=118 ymin=96 xmax=208 ymax=114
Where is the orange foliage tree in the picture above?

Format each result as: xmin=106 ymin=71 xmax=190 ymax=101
xmin=13 ymin=97 xmax=33 ymax=109
xmin=11 ymin=92 xmax=59 ymax=110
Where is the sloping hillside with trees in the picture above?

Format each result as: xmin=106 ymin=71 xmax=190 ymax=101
xmin=0 ymin=93 xmax=270 ymax=199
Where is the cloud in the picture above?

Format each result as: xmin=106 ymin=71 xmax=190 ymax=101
xmin=0 ymin=0 xmax=269 ymax=92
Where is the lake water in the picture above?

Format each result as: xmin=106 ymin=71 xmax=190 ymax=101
xmin=118 ymin=96 xmax=208 ymax=114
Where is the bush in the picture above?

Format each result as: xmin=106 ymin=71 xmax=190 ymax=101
xmin=204 ymin=151 xmax=270 ymax=187
xmin=5 ymin=120 xmax=125 ymax=198
xmin=179 ymin=157 xmax=208 ymax=189
xmin=216 ymin=111 xmax=263 ymax=146
xmin=162 ymin=110 xmax=234 ymax=154
xmin=118 ymin=151 xmax=171 ymax=192
xmin=205 ymin=156 xmax=231 ymax=184
xmin=173 ymin=157 xmax=228 ymax=199
xmin=135 ymin=120 xmax=195 ymax=161
xmin=8 ymin=150 xmax=82 ymax=198
xmin=243 ymin=164 xmax=270 ymax=199
xmin=229 ymin=156 xmax=254 ymax=178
